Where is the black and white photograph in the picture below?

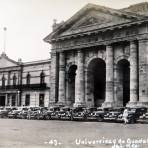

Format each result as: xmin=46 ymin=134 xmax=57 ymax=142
xmin=0 ymin=0 xmax=148 ymax=148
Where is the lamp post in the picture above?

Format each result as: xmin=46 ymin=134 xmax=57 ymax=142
xmin=17 ymin=91 xmax=20 ymax=106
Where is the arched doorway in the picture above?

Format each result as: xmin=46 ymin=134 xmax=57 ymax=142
xmin=117 ymin=59 xmax=130 ymax=106
xmin=66 ymin=65 xmax=77 ymax=105
xmin=87 ymin=58 xmax=106 ymax=107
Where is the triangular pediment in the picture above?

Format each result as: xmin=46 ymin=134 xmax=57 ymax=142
xmin=69 ymin=10 xmax=131 ymax=29
xmin=0 ymin=52 xmax=19 ymax=68
xmin=44 ymin=3 xmax=145 ymax=41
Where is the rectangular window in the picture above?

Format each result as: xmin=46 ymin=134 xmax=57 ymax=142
xmin=12 ymin=95 xmax=16 ymax=106
xmin=39 ymin=94 xmax=44 ymax=107
xmin=25 ymin=94 xmax=30 ymax=106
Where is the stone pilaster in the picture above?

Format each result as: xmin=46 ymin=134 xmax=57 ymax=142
xmin=5 ymin=94 xmax=8 ymax=106
xmin=10 ymin=96 xmax=12 ymax=106
xmin=74 ymin=50 xmax=85 ymax=107
xmin=138 ymin=39 xmax=148 ymax=106
xmin=127 ymin=41 xmax=138 ymax=107
xmin=49 ymin=51 xmax=59 ymax=105
xmin=58 ymin=51 xmax=66 ymax=105
xmin=102 ymin=45 xmax=114 ymax=107
xmin=113 ymin=65 xmax=122 ymax=107
xmin=15 ymin=95 xmax=17 ymax=106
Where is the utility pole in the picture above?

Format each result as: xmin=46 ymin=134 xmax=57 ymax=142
xmin=3 ymin=27 xmax=7 ymax=53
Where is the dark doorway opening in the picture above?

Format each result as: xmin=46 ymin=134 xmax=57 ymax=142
xmin=117 ymin=59 xmax=130 ymax=106
xmin=88 ymin=58 xmax=106 ymax=107
xmin=0 ymin=96 xmax=5 ymax=106
xmin=67 ymin=65 xmax=77 ymax=104
xmin=39 ymin=94 xmax=44 ymax=107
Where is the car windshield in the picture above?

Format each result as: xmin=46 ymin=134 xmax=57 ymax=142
xmin=49 ymin=107 xmax=60 ymax=112
xmin=73 ymin=107 xmax=85 ymax=112
xmin=60 ymin=108 xmax=70 ymax=111
xmin=87 ymin=108 xmax=97 ymax=112
xmin=129 ymin=108 xmax=136 ymax=112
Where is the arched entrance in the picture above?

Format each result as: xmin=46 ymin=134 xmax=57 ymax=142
xmin=66 ymin=65 xmax=77 ymax=105
xmin=87 ymin=58 xmax=106 ymax=107
xmin=117 ymin=59 xmax=130 ymax=106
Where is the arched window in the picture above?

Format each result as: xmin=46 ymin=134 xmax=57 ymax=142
xmin=13 ymin=74 xmax=17 ymax=86
xmin=2 ymin=74 xmax=5 ymax=87
xmin=40 ymin=71 xmax=45 ymax=84
xmin=26 ymin=73 xmax=31 ymax=85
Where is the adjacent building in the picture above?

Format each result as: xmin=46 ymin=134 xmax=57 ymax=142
xmin=0 ymin=52 xmax=50 ymax=107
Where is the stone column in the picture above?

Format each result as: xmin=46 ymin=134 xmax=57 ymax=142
xmin=103 ymin=45 xmax=114 ymax=107
xmin=113 ymin=65 xmax=117 ymax=102
xmin=128 ymin=41 xmax=138 ymax=106
xmin=10 ymin=95 xmax=12 ymax=106
xmin=74 ymin=50 xmax=85 ymax=107
xmin=58 ymin=51 xmax=66 ymax=105
xmin=15 ymin=94 xmax=18 ymax=106
xmin=49 ymin=51 xmax=59 ymax=105
xmin=138 ymin=39 xmax=148 ymax=106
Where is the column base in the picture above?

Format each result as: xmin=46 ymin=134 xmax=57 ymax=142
xmin=137 ymin=102 xmax=148 ymax=107
xmin=126 ymin=102 xmax=138 ymax=107
xmin=48 ymin=102 xmax=56 ymax=107
xmin=102 ymin=102 xmax=117 ymax=108
xmin=73 ymin=102 xmax=86 ymax=107
xmin=56 ymin=102 xmax=66 ymax=107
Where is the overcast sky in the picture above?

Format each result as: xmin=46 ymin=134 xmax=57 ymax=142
xmin=0 ymin=0 xmax=146 ymax=62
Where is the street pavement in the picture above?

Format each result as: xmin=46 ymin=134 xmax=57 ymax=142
xmin=0 ymin=119 xmax=148 ymax=148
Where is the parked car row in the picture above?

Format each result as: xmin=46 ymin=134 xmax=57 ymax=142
xmin=0 ymin=106 xmax=147 ymax=124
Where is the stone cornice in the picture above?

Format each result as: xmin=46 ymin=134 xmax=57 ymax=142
xmin=53 ymin=33 xmax=148 ymax=52
xmin=50 ymin=18 xmax=148 ymax=43
xmin=0 ymin=66 xmax=21 ymax=72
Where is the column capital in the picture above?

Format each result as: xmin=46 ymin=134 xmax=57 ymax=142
xmin=138 ymin=38 xmax=148 ymax=43
xmin=130 ymin=40 xmax=137 ymax=44
xmin=51 ymin=51 xmax=57 ymax=56
xmin=59 ymin=50 xmax=65 ymax=53
xmin=130 ymin=40 xmax=137 ymax=52
xmin=106 ymin=44 xmax=113 ymax=48
xmin=77 ymin=49 xmax=83 ymax=53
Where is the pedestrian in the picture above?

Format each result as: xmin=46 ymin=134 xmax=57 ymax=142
xmin=28 ymin=108 xmax=31 ymax=120
xmin=123 ymin=108 xmax=128 ymax=124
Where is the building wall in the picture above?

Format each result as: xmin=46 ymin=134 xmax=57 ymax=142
xmin=0 ymin=55 xmax=51 ymax=107
xmin=21 ymin=61 xmax=50 ymax=107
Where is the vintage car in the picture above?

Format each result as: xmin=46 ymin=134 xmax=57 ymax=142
xmin=43 ymin=106 xmax=61 ymax=120
xmin=56 ymin=106 xmax=72 ymax=120
xmin=27 ymin=107 xmax=47 ymax=120
xmin=117 ymin=107 xmax=147 ymax=123
xmin=70 ymin=107 xmax=87 ymax=121
xmin=17 ymin=107 xmax=29 ymax=119
xmin=0 ymin=107 xmax=10 ymax=118
xmin=90 ymin=107 xmax=111 ymax=122
xmin=127 ymin=107 xmax=147 ymax=123
xmin=139 ymin=111 xmax=148 ymax=120
xmin=8 ymin=109 xmax=21 ymax=119
xmin=103 ymin=108 xmax=124 ymax=122
xmin=83 ymin=107 xmax=98 ymax=121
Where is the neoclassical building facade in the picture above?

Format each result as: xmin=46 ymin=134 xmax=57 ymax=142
xmin=44 ymin=2 xmax=148 ymax=107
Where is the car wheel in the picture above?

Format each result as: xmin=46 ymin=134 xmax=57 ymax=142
xmin=83 ymin=116 xmax=87 ymax=121
xmin=46 ymin=115 xmax=51 ymax=120
xmin=37 ymin=115 xmax=40 ymax=120
xmin=129 ymin=118 xmax=136 ymax=124
xmin=97 ymin=116 xmax=103 ymax=122
xmin=70 ymin=116 xmax=74 ymax=121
